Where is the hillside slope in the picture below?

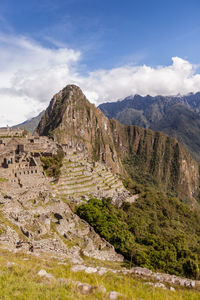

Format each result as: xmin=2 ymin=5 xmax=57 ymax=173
xmin=99 ymin=93 xmax=200 ymax=162
xmin=37 ymin=85 xmax=200 ymax=203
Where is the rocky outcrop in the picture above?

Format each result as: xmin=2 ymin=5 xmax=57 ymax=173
xmin=37 ymin=85 xmax=200 ymax=202
xmin=37 ymin=85 xmax=123 ymax=174
xmin=71 ymin=264 xmax=198 ymax=290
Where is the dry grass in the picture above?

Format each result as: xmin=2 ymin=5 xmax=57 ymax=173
xmin=0 ymin=248 xmax=199 ymax=299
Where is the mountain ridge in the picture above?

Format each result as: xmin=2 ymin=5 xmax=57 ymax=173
xmin=37 ymin=85 xmax=200 ymax=203
xmin=99 ymin=92 xmax=200 ymax=162
xmin=12 ymin=110 xmax=45 ymax=134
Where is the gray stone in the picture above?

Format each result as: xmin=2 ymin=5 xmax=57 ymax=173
xmin=130 ymin=267 xmax=152 ymax=276
xmin=84 ymin=266 xmax=98 ymax=274
xmin=37 ymin=269 xmax=55 ymax=280
xmin=154 ymin=283 xmax=167 ymax=289
xmin=77 ymin=283 xmax=93 ymax=295
xmin=6 ymin=262 xmax=15 ymax=268
xmin=108 ymin=291 xmax=121 ymax=300
xmin=71 ymin=264 xmax=86 ymax=272
xmin=38 ymin=269 xmax=48 ymax=276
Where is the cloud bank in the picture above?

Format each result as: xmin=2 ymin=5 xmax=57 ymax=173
xmin=1 ymin=33 xmax=200 ymax=126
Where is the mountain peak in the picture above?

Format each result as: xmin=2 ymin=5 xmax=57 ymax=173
xmin=37 ymin=85 xmax=200 ymax=202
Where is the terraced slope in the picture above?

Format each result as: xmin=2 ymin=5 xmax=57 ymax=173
xmin=53 ymin=151 xmax=127 ymax=203
xmin=37 ymin=85 xmax=200 ymax=203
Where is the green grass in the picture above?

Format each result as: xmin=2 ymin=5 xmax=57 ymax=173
xmin=0 ymin=178 xmax=8 ymax=182
xmin=60 ymin=179 xmax=93 ymax=186
xmin=0 ymin=248 xmax=199 ymax=299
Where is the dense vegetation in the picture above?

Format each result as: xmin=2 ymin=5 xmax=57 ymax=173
xmin=76 ymin=188 xmax=200 ymax=279
xmin=40 ymin=150 xmax=64 ymax=179
xmin=122 ymin=149 xmax=180 ymax=198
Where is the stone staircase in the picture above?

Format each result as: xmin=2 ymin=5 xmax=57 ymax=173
xmin=52 ymin=151 xmax=125 ymax=200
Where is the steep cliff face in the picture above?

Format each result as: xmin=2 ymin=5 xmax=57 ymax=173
xmin=37 ymin=85 xmax=123 ymax=174
xmin=109 ymin=121 xmax=199 ymax=200
xmin=37 ymin=85 xmax=200 ymax=202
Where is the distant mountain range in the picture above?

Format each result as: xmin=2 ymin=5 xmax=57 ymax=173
xmin=12 ymin=110 xmax=45 ymax=134
xmin=99 ymin=92 xmax=200 ymax=162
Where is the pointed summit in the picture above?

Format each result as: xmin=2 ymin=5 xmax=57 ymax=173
xmin=37 ymin=85 xmax=123 ymax=173
xmin=37 ymin=85 xmax=200 ymax=202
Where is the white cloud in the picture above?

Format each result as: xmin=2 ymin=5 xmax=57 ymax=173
xmin=1 ymin=32 xmax=200 ymax=126
xmin=79 ymin=57 xmax=200 ymax=104
xmin=0 ymin=33 xmax=81 ymax=126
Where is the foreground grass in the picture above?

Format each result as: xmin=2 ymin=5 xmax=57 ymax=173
xmin=0 ymin=248 xmax=199 ymax=299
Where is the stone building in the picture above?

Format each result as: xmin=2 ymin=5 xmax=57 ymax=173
xmin=0 ymin=127 xmax=24 ymax=137
xmin=0 ymin=135 xmax=59 ymax=191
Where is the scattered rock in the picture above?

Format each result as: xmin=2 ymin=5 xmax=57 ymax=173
xmin=71 ymin=264 xmax=86 ymax=272
xmin=130 ymin=266 xmax=197 ymax=289
xmin=85 ymin=266 xmax=98 ymax=274
xmin=37 ymin=269 xmax=55 ymax=280
xmin=144 ymin=282 xmax=153 ymax=286
xmin=98 ymin=267 xmax=108 ymax=276
xmin=69 ymin=258 xmax=83 ymax=264
xmin=154 ymin=282 xmax=167 ymax=290
xmin=6 ymin=261 xmax=15 ymax=268
xmin=130 ymin=267 xmax=153 ymax=276
xmin=170 ymin=287 xmax=176 ymax=292
xmin=77 ymin=282 xmax=93 ymax=295
xmin=108 ymin=291 xmax=121 ymax=300
xmin=38 ymin=269 xmax=48 ymax=276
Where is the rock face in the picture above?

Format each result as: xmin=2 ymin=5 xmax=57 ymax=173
xmin=37 ymin=85 xmax=200 ymax=202
xmin=37 ymin=85 xmax=123 ymax=174
xmin=99 ymin=93 xmax=200 ymax=162
xmin=110 ymin=121 xmax=199 ymax=201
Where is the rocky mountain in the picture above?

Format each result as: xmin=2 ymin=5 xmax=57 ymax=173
xmin=37 ymin=85 xmax=200 ymax=203
xmin=99 ymin=93 xmax=200 ymax=162
xmin=12 ymin=110 xmax=45 ymax=134
xmin=1 ymin=85 xmax=200 ymax=296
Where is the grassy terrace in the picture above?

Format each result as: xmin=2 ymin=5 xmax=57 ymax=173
xmin=0 ymin=178 xmax=8 ymax=182
xmin=0 ymin=248 xmax=199 ymax=299
xmin=60 ymin=179 xmax=93 ymax=186
xmin=58 ymin=183 xmax=96 ymax=192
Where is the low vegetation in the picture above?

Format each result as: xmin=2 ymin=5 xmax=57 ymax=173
xmin=76 ymin=189 xmax=200 ymax=279
xmin=40 ymin=150 xmax=64 ymax=179
xmin=0 ymin=178 xmax=8 ymax=182
xmin=0 ymin=249 xmax=200 ymax=299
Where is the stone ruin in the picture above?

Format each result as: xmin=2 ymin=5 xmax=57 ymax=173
xmin=0 ymin=127 xmax=24 ymax=137
xmin=0 ymin=135 xmax=58 ymax=192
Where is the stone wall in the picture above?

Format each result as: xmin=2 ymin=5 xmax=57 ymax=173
xmin=0 ymin=135 xmax=58 ymax=192
xmin=0 ymin=127 xmax=24 ymax=137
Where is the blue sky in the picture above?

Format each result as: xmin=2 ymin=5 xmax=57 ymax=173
xmin=1 ymin=0 xmax=200 ymax=125
xmin=1 ymin=0 xmax=200 ymax=69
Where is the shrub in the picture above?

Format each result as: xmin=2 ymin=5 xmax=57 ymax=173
xmin=76 ymin=194 xmax=200 ymax=279
xmin=41 ymin=150 xmax=64 ymax=179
